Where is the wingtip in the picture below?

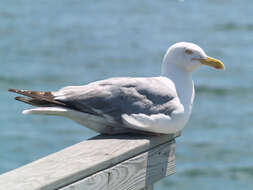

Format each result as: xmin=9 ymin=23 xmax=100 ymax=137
xmin=8 ymin=88 xmax=17 ymax=93
xmin=14 ymin=96 xmax=21 ymax=101
xmin=8 ymin=88 xmax=23 ymax=94
xmin=15 ymin=96 xmax=31 ymax=104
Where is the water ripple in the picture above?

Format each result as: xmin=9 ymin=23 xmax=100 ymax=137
xmin=196 ymin=85 xmax=252 ymax=96
xmin=180 ymin=165 xmax=253 ymax=178
xmin=215 ymin=22 xmax=253 ymax=31
xmin=0 ymin=76 xmax=31 ymax=87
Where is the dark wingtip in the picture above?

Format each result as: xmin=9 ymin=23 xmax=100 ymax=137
xmin=8 ymin=88 xmax=16 ymax=92
xmin=14 ymin=96 xmax=34 ymax=105
xmin=8 ymin=88 xmax=22 ymax=93
xmin=15 ymin=96 xmax=23 ymax=101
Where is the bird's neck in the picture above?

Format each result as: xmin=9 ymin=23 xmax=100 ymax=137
xmin=162 ymin=63 xmax=195 ymax=115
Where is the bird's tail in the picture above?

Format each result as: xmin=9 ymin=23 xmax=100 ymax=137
xmin=8 ymin=88 xmax=67 ymax=115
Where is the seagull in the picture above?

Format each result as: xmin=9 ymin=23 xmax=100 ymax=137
xmin=9 ymin=42 xmax=224 ymax=135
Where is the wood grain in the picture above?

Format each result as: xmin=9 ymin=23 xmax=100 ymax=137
xmin=60 ymin=140 xmax=175 ymax=190
xmin=0 ymin=133 xmax=179 ymax=190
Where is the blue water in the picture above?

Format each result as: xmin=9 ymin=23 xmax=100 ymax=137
xmin=1 ymin=0 xmax=253 ymax=189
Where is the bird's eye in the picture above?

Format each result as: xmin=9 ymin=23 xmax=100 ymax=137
xmin=185 ymin=49 xmax=193 ymax=55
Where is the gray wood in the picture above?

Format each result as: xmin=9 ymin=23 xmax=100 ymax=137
xmin=60 ymin=140 xmax=175 ymax=190
xmin=0 ymin=133 xmax=179 ymax=190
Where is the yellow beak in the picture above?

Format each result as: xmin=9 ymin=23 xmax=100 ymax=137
xmin=198 ymin=56 xmax=225 ymax=70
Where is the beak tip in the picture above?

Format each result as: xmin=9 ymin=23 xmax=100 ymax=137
xmin=200 ymin=56 xmax=225 ymax=70
xmin=215 ymin=66 xmax=225 ymax=70
xmin=217 ymin=63 xmax=225 ymax=70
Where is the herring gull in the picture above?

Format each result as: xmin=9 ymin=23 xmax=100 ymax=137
xmin=8 ymin=42 xmax=224 ymax=135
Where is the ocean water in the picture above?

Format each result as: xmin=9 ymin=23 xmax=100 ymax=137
xmin=1 ymin=0 xmax=253 ymax=189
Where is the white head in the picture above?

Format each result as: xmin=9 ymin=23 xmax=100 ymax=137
xmin=162 ymin=42 xmax=224 ymax=73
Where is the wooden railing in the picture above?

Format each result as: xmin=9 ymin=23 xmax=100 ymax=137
xmin=0 ymin=132 xmax=180 ymax=190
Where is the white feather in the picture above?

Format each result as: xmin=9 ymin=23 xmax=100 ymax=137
xmin=122 ymin=98 xmax=186 ymax=134
xmin=22 ymin=107 xmax=115 ymax=134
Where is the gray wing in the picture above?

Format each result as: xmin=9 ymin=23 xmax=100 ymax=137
xmin=54 ymin=77 xmax=179 ymax=125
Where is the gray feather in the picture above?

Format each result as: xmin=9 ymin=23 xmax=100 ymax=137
xmin=54 ymin=77 xmax=178 ymax=124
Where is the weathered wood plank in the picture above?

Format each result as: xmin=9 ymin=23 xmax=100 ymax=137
xmin=60 ymin=140 xmax=175 ymax=190
xmin=0 ymin=133 xmax=179 ymax=190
